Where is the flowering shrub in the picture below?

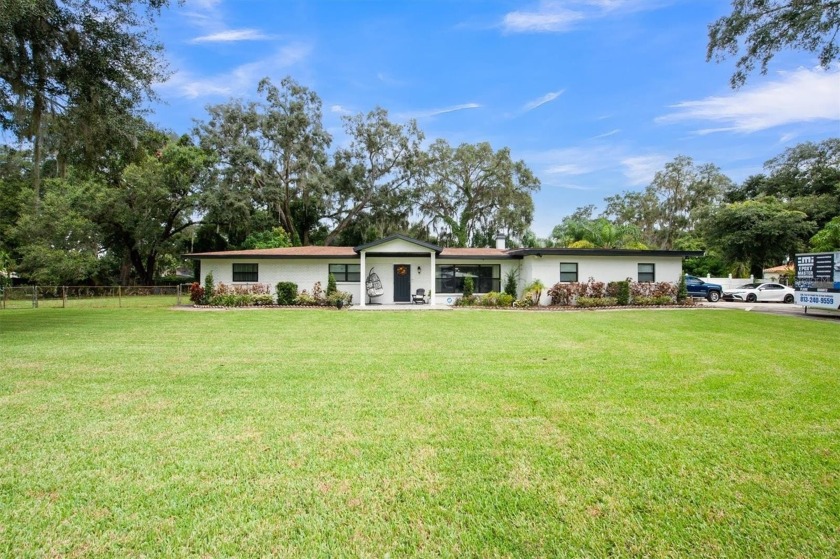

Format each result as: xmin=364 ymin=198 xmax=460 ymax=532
xmin=454 ymin=295 xmax=477 ymax=306
xmin=631 ymin=281 xmax=676 ymax=300
xmin=633 ymin=295 xmax=674 ymax=306
xmin=294 ymin=282 xmax=352 ymax=307
xmin=207 ymin=282 xmax=273 ymax=306
xmin=549 ymin=278 xmax=676 ymax=306
xmin=189 ymin=282 xmax=205 ymax=304
xmin=576 ymin=297 xmax=619 ymax=307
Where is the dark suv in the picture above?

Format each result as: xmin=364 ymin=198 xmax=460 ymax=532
xmin=685 ymin=275 xmax=723 ymax=302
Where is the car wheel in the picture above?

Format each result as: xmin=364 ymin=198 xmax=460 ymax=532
xmin=746 ymin=293 xmax=757 ymax=303
xmin=707 ymin=291 xmax=720 ymax=302
xmin=784 ymin=294 xmax=794 ymax=304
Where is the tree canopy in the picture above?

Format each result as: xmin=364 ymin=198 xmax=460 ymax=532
xmin=418 ymin=140 xmax=540 ymax=247
xmin=708 ymin=0 xmax=840 ymax=87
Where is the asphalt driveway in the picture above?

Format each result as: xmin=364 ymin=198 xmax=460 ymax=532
xmin=704 ymin=300 xmax=840 ymax=322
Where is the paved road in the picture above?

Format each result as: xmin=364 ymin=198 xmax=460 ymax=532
xmin=704 ymin=300 xmax=840 ymax=322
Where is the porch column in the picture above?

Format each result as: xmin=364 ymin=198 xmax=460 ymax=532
xmin=359 ymin=251 xmax=366 ymax=307
xmin=429 ymin=251 xmax=436 ymax=306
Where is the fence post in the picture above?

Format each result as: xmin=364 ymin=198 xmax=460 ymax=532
xmin=62 ymin=286 xmax=67 ymax=308
xmin=33 ymin=285 xmax=38 ymax=308
xmin=118 ymin=285 xmax=122 ymax=308
xmin=177 ymin=284 xmax=181 ymax=305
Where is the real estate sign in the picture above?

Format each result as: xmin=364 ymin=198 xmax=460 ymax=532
xmin=794 ymin=252 xmax=840 ymax=311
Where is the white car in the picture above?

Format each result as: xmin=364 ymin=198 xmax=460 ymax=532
xmin=722 ymin=282 xmax=795 ymax=303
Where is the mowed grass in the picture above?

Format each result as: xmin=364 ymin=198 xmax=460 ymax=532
xmin=1 ymin=307 xmax=838 ymax=558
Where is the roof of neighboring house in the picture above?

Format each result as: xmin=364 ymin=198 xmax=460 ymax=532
xmin=763 ymin=263 xmax=794 ymax=273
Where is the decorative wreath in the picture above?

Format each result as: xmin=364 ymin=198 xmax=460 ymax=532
xmin=396 ymin=265 xmax=408 ymax=276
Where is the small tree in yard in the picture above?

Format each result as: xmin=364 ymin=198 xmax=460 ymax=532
xmin=327 ymin=273 xmax=337 ymax=296
xmin=463 ymin=276 xmax=474 ymax=298
xmin=524 ymin=279 xmax=545 ymax=306
xmin=503 ymin=268 xmax=519 ymax=298
xmin=676 ymin=274 xmax=688 ymax=303
xmin=203 ymin=272 xmax=215 ymax=305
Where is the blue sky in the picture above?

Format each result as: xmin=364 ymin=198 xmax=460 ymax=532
xmin=151 ymin=0 xmax=840 ymax=237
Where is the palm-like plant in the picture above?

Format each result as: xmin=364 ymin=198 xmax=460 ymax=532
xmin=557 ymin=218 xmax=647 ymax=249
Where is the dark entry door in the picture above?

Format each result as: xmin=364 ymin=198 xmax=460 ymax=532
xmin=393 ymin=264 xmax=411 ymax=302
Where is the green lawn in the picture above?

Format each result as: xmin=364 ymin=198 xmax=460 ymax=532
xmin=1 ymin=307 xmax=838 ymax=557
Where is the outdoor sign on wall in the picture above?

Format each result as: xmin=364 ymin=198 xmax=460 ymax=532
xmin=794 ymin=252 xmax=840 ymax=311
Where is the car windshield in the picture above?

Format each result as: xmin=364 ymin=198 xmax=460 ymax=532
xmin=738 ymin=283 xmax=760 ymax=289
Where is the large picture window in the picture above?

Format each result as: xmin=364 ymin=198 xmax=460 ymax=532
xmin=436 ymin=265 xmax=500 ymax=294
xmin=559 ymin=263 xmax=578 ymax=282
xmin=328 ymin=263 xmax=361 ymax=282
xmin=638 ymin=263 xmax=655 ymax=283
xmin=232 ymin=263 xmax=258 ymax=282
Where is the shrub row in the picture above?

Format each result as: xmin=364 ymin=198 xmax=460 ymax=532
xmin=454 ymin=291 xmax=515 ymax=307
xmin=189 ymin=275 xmax=352 ymax=308
xmin=547 ymin=278 xmax=679 ymax=306
xmin=208 ymin=282 xmax=274 ymax=306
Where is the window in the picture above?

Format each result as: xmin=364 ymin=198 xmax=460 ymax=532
xmin=559 ymin=263 xmax=578 ymax=282
xmin=436 ymin=265 xmax=500 ymax=293
xmin=638 ymin=263 xmax=655 ymax=283
xmin=329 ymin=263 xmax=360 ymax=282
xmin=232 ymin=263 xmax=258 ymax=282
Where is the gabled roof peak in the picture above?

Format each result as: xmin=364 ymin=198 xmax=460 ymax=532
xmin=353 ymin=234 xmax=443 ymax=254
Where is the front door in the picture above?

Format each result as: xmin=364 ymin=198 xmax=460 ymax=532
xmin=393 ymin=264 xmax=411 ymax=302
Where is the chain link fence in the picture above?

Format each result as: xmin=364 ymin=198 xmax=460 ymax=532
xmin=0 ymin=285 xmax=185 ymax=309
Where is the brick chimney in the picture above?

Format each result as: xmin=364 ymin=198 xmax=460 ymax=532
xmin=495 ymin=233 xmax=507 ymax=250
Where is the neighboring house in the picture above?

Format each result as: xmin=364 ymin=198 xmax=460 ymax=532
xmin=186 ymin=234 xmax=702 ymax=306
xmin=763 ymin=263 xmax=794 ymax=283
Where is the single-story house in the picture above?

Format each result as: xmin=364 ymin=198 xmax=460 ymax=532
xmin=763 ymin=263 xmax=794 ymax=283
xmin=186 ymin=234 xmax=703 ymax=306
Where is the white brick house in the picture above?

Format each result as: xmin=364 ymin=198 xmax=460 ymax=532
xmin=187 ymin=234 xmax=702 ymax=306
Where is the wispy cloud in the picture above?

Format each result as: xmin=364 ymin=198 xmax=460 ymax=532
xmin=158 ymin=43 xmax=312 ymax=99
xmin=523 ymin=90 xmax=565 ymax=112
xmin=545 ymin=162 xmax=590 ymax=175
xmin=330 ymin=104 xmax=353 ymax=115
xmin=526 ymin=145 xmax=669 ymax=187
xmin=502 ymin=0 xmax=667 ymax=33
xmin=400 ymin=103 xmax=482 ymax=119
xmin=621 ymin=155 xmax=668 ymax=185
xmin=377 ymin=72 xmax=409 ymax=87
xmin=503 ymin=8 xmax=584 ymax=33
xmin=657 ymin=67 xmax=840 ymax=133
xmin=542 ymin=182 xmax=599 ymax=191
xmin=190 ymin=29 xmax=275 ymax=44
xmin=591 ymin=128 xmax=620 ymax=139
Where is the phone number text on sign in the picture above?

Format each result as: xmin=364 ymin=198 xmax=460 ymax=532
xmin=798 ymin=294 xmax=837 ymax=305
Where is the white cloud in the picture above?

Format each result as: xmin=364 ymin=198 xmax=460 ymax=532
xmin=377 ymin=72 xmax=408 ymax=87
xmin=401 ymin=103 xmax=481 ymax=119
xmin=190 ymin=29 xmax=274 ymax=44
xmin=523 ymin=90 xmax=565 ymax=111
xmin=545 ymin=163 xmax=589 ymax=175
xmin=657 ymin=67 xmax=840 ymax=133
xmin=330 ymin=104 xmax=352 ymax=115
xmin=158 ymin=43 xmax=312 ymax=99
xmin=591 ymin=128 xmax=620 ymax=139
xmin=526 ymin=145 xmax=669 ymax=186
xmin=501 ymin=0 xmax=667 ymax=33
xmin=621 ymin=155 xmax=668 ymax=185
xmin=503 ymin=8 xmax=584 ymax=33
xmin=542 ymin=182 xmax=599 ymax=190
